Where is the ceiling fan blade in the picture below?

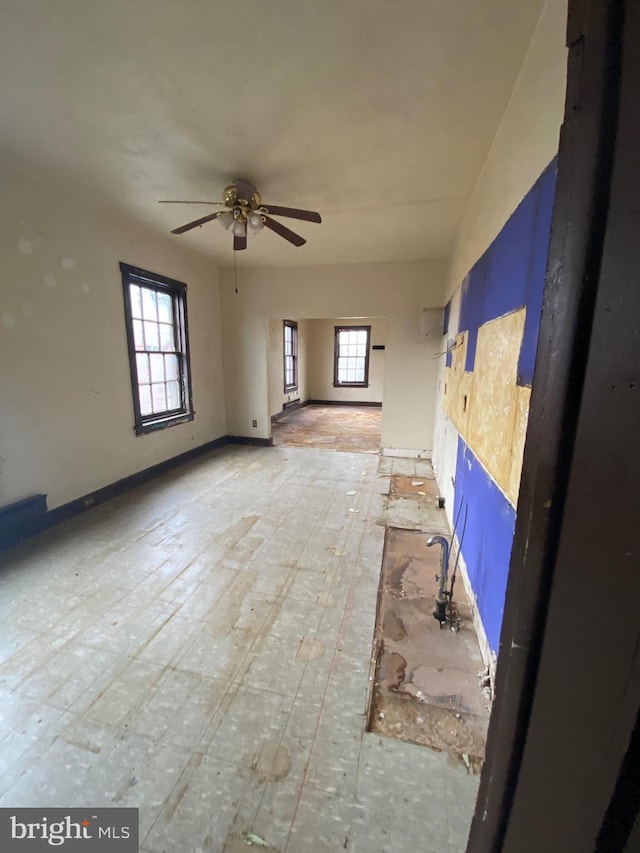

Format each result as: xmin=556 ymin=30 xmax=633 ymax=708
xmin=159 ymin=200 xmax=226 ymax=205
xmin=171 ymin=212 xmax=222 ymax=234
xmin=234 ymin=233 xmax=247 ymax=251
xmin=262 ymin=205 xmax=321 ymax=223
xmin=263 ymin=215 xmax=306 ymax=247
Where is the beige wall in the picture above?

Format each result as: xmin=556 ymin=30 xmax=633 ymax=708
xmin=445 ymin=0 xmax=567 ymax=300
xmin=221 ymin=260 xmax=447 ymax=453
xmin=0 ymin=1 xmax=567 ymax=518
xmin=434 ymin=0 xmax=568 ymax=518
xmin=0 ymin=166 xmax=226 ymax=511
xmin=306 ymin=318 xmax=386 ymax=404
xmin=267 ymin=317 xmax=309 ymax=419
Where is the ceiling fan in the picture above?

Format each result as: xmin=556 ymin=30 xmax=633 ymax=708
xmin=159 ymin=179 xmax=322 ymax=250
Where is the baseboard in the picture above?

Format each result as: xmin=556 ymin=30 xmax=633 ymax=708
xmin=381 ymin=447 xmax=432 ymax=459
xmin=0 ymin=434 xmax=230 ymax=553
xmin=0 ymin=494 xmax=48 ymax=549
xmin=227 ymin=435 xmax=274 ymax=447
xmin=272 ymin=398 xmax=381 ymax=421
xmin=271 ymin=399 xmax=303 ymax=423
xmin=306 ymin=399 xmax=382 ymax=407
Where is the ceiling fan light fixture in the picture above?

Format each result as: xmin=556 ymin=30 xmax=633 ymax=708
xmin=232 ymin=219 xmax=247 ymax=237
xmin=248 ymin=211 xmax=265 ymax=232
xmin=217 ymin=211 xmax=234 ymax=230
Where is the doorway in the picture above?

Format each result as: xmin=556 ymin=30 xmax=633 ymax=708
xmin=468 ymin=2 xmax=640 ymax=850
xmin=267 ymin=316 xmax=386 ymax=452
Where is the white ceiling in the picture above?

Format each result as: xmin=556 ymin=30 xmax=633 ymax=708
xmin=0 ymin=0 xmax=545 ymax=267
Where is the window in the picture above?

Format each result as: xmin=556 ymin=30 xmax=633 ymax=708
xmin=283 ymin=320 xmax=298 ymax=392
xmin=334 ymin=325 xmax=371 ymax=387
xmin=120 ymin=262 xmax=194 ymax=435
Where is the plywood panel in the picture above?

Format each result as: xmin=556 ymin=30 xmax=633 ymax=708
xmin=468 ymin=310 xmax=525 ymax=498
xmin=443 ymin=309 xmax=530 ymax=508
xmin=508 ymin=385 xmax=532 ymax=506
xmin=443 ymin=331 xmax=470 ymax=433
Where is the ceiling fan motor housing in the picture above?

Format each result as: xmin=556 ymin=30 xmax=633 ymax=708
xmin=224 ymin=181 xmax=262 ymax=210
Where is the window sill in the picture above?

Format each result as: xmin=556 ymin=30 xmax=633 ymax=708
xmin=135 ymin=412 xmax=194 ymax=436
xmin=333 ymin=383 xmax=369 ymax=389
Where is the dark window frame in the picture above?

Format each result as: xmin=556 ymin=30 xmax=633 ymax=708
xmin=333 ymin=325 xmax=371 ymax=388
xmin=283 ymin=319 xmax=298 ymax=393
xmin=120 ymin=262 xmax=194 ymax=436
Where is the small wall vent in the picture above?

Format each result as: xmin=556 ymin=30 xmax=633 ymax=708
xmin=419 ymin=307 xmax=444 ymax=338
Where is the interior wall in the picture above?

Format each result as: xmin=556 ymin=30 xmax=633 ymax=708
xmin=443 ymin=164 xmax=557 ymax=661
xmin=298 ymin=320 xmax=309 ymax=407
xmin=446 ymin=0 xmax=568 ymax=299
xmin=0 ymin=166 xmax=226 ymax=512
xmin=267 ymin=317 xmax=309 ymax=419
xmin=433 ymin=0 xmax=567 ymax=660
xmin=221 ymin=260 xmax=446 ymax=453
xmin=306 ymin=317 xmax=386 ymax=403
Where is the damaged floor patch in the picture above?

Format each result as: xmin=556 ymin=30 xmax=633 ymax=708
xmin=296 ymin=636 xmax=325 ymax=660
xmin=271 ymin=404 xmax=381 ymax=453
xmin=389 ymin=475 xmax=439 ymax=500
xmin=251 ymin=740 xmax=291 ymax=783
xmin=368 ymin=527 xmax=490 ymax=767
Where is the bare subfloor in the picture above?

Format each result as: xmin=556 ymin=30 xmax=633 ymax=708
xmin=0 ymin=447 xmax=479 ymax=852
xmin=369 ymin=525 xmax=490 ymax=768
xmin=271 ymin=404 xmax=382 ymax=454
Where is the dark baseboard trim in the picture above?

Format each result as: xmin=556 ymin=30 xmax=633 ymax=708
xmin=0 ymin=494 xmax=48 ymax=550
xmin=271 ymin=399 xmax=304 ymax=423
xmin=306 ymin=399 xmax=382 ymax=408
xmin=228 ymin=435 xmax=274 ymax=447
xmin=0 ymin=435 xmax=230 ymax=554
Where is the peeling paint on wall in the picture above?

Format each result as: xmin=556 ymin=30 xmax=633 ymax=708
xmin=17 ymin=238 xmax=34 ymax=255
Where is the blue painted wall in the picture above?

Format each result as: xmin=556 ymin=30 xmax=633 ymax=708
xmin=459 ymin=159 xmax=557 ymax=385
xmin=452 ymin=158 xmax=557 ymax=655
xmin=454 ymin=440 xmax=516 ymax=653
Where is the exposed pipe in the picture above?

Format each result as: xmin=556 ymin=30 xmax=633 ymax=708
xmin=427 ymin=498 xmax=468 ymax=628
xmin=426 ymin=534 xmax=451 ymax=624
xmin=449 ymin=502 xmax=468 ymax=607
